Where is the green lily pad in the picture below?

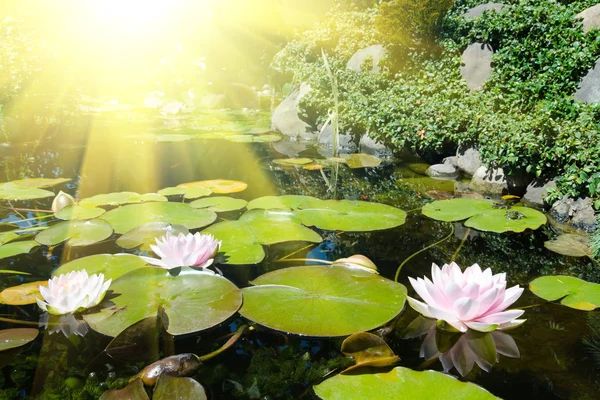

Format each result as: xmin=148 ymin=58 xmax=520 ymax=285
xmin=8 ymin=178 xmax=70 ymax=188
xmin=0 ymin=183 xmax=55 ymax=201
xmin=99 ymin=379 xmax=149 ymax=400
xmin=157 ymin=186 xmax=212 ymax=199
xmin=117 ymin=223 xmax=190 ymax=251
xmin=101 ymin=202 xmax=217 ymax=234
xmin=35 ymin=220 xmax=113 ymax=247
xmin=544 ymin=234 xmax=592 ymax=257
xmin=202 ymin=221 xmax=264 ymax=265
xmin=464 ymin=207 xmax=547 ymax=233
xmin=340 ymin=332 xmax=399 ymax=373
xmin=247 ymin=195 xmax=316 ymax=211
xmin=422 ymin=199 xmax=495 ymax=222
xmin=155 ymin=134 xmax=194 ymax=142
xmin=55 ymin=205 xmax=106 ymax=221
xmin=342 ymin=153 xmax=382 ymax=169
xmin=190 ymin=197 xmax=248 ymax=213
xmin=154 ymin=375 xmax=207 ymax=400
xmin=84 ymin=267 xmax=242 ymax=337
xmin=79 ymin=192 xmax=168 ymax=207
xmin=0 ymin=329 xmax=38 ymax=352
xmin=240 ymin=265 xmax=406 ymax=337
xmin=53 ymin=254 xmax=149 ymax=281
xmin=313 ymin=367 xmax=498 ymax=399
xmin=0 ymin=241 xmax=39 ymax=259
xmin=273 ymin=158 xmax=313 ymax=166
xmin=530 ymin=276 xmax=600 ymax=311
xmin=0 ymin=231 xmax=19 ymax=246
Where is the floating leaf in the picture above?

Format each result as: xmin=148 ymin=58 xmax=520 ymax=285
xmin=342 ymin=153 xmax=382 ymax=169
xmin=530 ymin=276 xmax=600 ymax=311
xmin=8 ymin=178 xmax=71 ymax=188
xmin=79 ymin=192 xmax=168 ymax=207
xmin=422 ymin=199 xmax=495 ymax=222
xmin=0 ymin=241 xmax=39 ymax=259
xmin=340 ymin=332 xmax=399 ymax=373
xmin=0 ymin=231 xmax=19 ymax=246
xmin=157 ymin=186 xmax=212 ymax=199
xmin=240 ymin=266 xmax=406 ymax=337
xmin=101 ymin=202 xmax=216 ymax=234
xmin=0 ymin=183 xmax=55 ymax=201
xmin=190 ymin=197 xmax=248 ymax=213
xmin=247 ymin=195 xmax=314 ymax=211
xmin=313 ymin=367 xmax=498 ymax=399
xmin=464 ymin=207 xmax=546 ymax=233
xmin=0 ymin=329 xmax=38 ymax=352
xmin=53 ymin=254 xmax=149 ymax=281
xmin=154 ymin=375 xmax=207 ymax=400
xmin=117 ymin=223 xmax=190 ymax=251
xmin=35 ymin=220 xmax=113 ymax=247
xmin=84 ymin=267 xmax=242 ymax=337
xmin=202 ymin=221 xmax=264 ymax=265
xmin=99 ymin=379 xmax=149 ymax=400
xmin=105 ymin=317 xmax=161 ymax=362
xmin=178 ymin=179 xmax=248 ymax=194
xmin=0 ymin=281 xmax=47 ymax=305
xmin=544 ymin=234 xmax=592 ymax=257
xmin=273 ymin=158 xmax=313 ymax=166
xmin=55 ymin=205 xmax=106 ymax=221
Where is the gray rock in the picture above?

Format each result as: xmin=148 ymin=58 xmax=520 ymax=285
xmin=224 ymin=83 xmax=259 ymax=109
xmin=460 ymin=43 xmax=494 ymax=91
xmin=574 ymin=58 xmax=600 ymax=104
xmin=522 ymin=178 xmax=557 ymax=207
xmin=426 ymin=164 xmax=459 ymax=179
xmin=456 ymin=146 xmax=482 ymax=176
xmin=443 ymin=156 xmax=458 ymax=167
xmin=550 ymin=196 xmax=597 ymax=232
xmin=575 ymin=4 xmax=600 ymax=33
xmin=346 ymin=44 xmax=387 ymax=73
xmin=463 ymin=3 xmax=506 ymax=20
xmin=318 ymin=124 xmax=357 ymax=154
xmin=469 ymin=166 xmax=508 ymax=194
xmin=271 ymin=83 xmax=316 ymax=139
xmin=359 ymin=134 xmax=393 ymax=158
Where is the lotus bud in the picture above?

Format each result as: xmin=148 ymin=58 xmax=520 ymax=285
xmin=332 ymin=255 xmax=378 ymax=274
xmin=51 ymin=191 xmax=77 ymax=213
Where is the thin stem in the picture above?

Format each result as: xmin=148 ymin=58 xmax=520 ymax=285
xmin=16 ymin=225 xmax=49 ymax=234
xmin=0 ymin=316 xmax=39 ymax=326
xmin=199 ymin=324 xmax=248 ymax=362
xmin=8 ymin=202 xmax=31 ymax=227
xmin=11 ymin=214 xmax=55 ymax=224
xmin=394 ymin=223 xmax=455 ymax=282
xmin=450 ymin=227 xmax=470 ymax=262
xmin=276 ymin=244 xmax=317 ymax=261
xmin=0 ymin=206 xmax=53 ymax=213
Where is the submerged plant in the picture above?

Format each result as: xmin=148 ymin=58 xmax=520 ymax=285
xmin=407 ymin=262 xmax=525 ymax=332
xmin=37 ymin=270 xmax=111 ymax=315
xmin=140 ymin=231 xmax=221 ymax=270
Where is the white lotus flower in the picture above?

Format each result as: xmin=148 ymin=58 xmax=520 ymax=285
xmin=140 ymin=232 xmax=221 ymax=270
xmin=51 ymin=191 xmax=77 ymax=213
xmin=37 ymin=270 xmax=111 ymax=315
xmin=160 ymin=101 xmax=184 ymax=115
xmin=144 ymin=91 xmax=164 ymax=109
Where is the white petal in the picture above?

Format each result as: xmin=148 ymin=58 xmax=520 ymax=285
xmin=407 ymin=297 xmax=435 ymax=319
xmin=476 ymin=309 xmax=525 ymax=325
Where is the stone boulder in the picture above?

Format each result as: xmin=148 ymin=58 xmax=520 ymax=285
xmin=426 ymin=164 xmax=459 ymax=179
xmin=469 ymin=166 xmax=508 ymax=194
xmin=456 ymin=146 xmax=482 ymax=176
xmin=460 ymin=43 xmax=494 ymax=91
xmin=359 ymin=134 xmax=394 ymax=158
xmin=271 ymin=83 xmax=316 ymax=140
xmin=318 ymin=124 xmax=357 ymax=154
xmin=550 ymin=196 xmax=597 ymax=232
xmin=574 ymin=58 xmax=600 ymax=104
xmin=463 ymin=3 xmax=506 ymax=20
xmin=347 ymin=44 xmax=387 ymax=73
xmin=443 ymin=156 xmax=458 ymax=167
xmin=522 ymin=177 xmax=557 ymax=208
xmin=575 ymin=4 xmax=600 ymax=33
xmin=224 ymin=83 xmax=259 ymax=109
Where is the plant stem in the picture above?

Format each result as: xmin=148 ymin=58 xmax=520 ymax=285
xmin=199 ymin=324 xmax=248 ymax=362
xmin=450 ymin=227 xmax=470 ymax=262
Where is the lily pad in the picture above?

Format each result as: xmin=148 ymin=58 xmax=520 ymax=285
xmin=240 ymin=266 xmax=406 ymax=337
xmin=544 ymin=234 xmax=592 ymax=257
xmin=0 ymin=241 xmax=39 ymax=259
xmin=273 ymin=158 xmax=313 ymax=166
xmin=35 ymin=220 xmax=113 ymax=247
xmin=422 ymin=199 xmax=495 ymax=222
xmin=190 ymin=197 xmax=248 ymax=213
xmin=247 ymin=195 xmax=315 ymax=211
xmin=104 ymin=317 xmax=161 ymax=362
xmin=154 ymin=375 xmax=207 ymax=400
xmin=157 ymin=186 xmax=212 ymax=199
xmin=84 ymin=267 xmax=242 ymax=337
xmin=530 ymin=276 xmax=600 ymax=311
xmin=342 ymin=153 xmax=382 ymax=169
xmin=117 ymin=223 xmax=190 ymax=251
xmin=8 ymin=178 xmax=70 ymax=188
xmin=0 ymin=329 xmax=39 ymax=352
xmin=178 ymin=179 xmax=247 ymax=194
xmin=202 ymin=221 xmax=264 ymax=264
xmin=101 ymin=202 xmax=216 ymax=234
xmin=99 ymin=379 xmax=149 ymax=400
xmin=0 ymin=281 xmax=47 ymax=305
xmin=79 ymin=192 xmax=168 ymax=207
xmin=0 ymin=183 xmax=55 ymax=201
xmin=53 ymin=254 xmax=149 ymax=281
xmin=55 ymin=205 xmax=106 ymax=221
xmin=464 ymin=207 xmax=547 ymax=233
xmin=0 ymin=231 xmax=19 ymax=246
xmin=340 ymin=332 xmax=399 ymax=373
xmin=313 ymin=367 xmax=498 ymax=399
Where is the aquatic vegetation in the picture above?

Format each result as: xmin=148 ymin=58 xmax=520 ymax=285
xmin=79 ymin=191 xmax=168 ymax=207
xmin=53 ymin=254 xmax=149 ymax=281
xmin=331 ymin=254 xmax=378 ymax=273
xmin=340 ymin=332 xmax=399 ymax=373
xmin=35 ymin=219 xmax=114 ymax=247
xmin=178 ymin=179 xmax=248 ymax=194
xmin=51 ymin=191 xmax=77 ymax=213
xmin=117 ymin=223 xmax=190 ymax=251
xmin=544 ymin=233 xmax=593 ymax=258
xmin=55 ymin=205 xmax=106 ymax=221
xmin=140 ymin=232 xmax=221 ymax=270
xmin=407 ymin=262 xmax=525 ymax=332
xmin=530 ymin=275 xmax=600 ymax=311
xmin=0 ymin=178 xmax=70 ymax=201
xmin=0 ymin=240 xmax=39 ymax=260
xmin=189 ymin=196 xmax=248 ymax=213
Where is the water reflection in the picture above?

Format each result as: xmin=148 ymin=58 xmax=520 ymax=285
xmin=40 ymin=313 xmax=89 ymax=338
xmin=404 ymin=316 xmax=520 ymax=377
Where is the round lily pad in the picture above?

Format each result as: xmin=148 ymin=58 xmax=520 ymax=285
xmin=0 ymin=241 xmax=40 ymax=259
xmin=55 ymin=205 xmax=106 ymax=221
xmin=154 ymin=375 xmax=207 ymax=400
xmin=84 ymin=267 xmax=242 ymax=337
xmin=0 ymin=183 xmax=55 ymax=201
xmin=342 ymin=153 xmax=382 ymax=169
xmin=530 ymin=276 xmax=600 ymax=311
xmin=247 ymin=195 xmax=316 ymax=211
xmin=273 ymin=158 xmax=313 ymax=166
xmin=117 ymin=223 xmax=190 ymax=251
xmin=101 ymin=202 xmax=217 ymax=234
xmin=190 ymin=197 xmax=248 ymax=213
xmin=8 ymin=178 xmax=70 ymax=188
xmin=0 ymin=231 xmax=19 ymax=246
xmin=53 ymin=254 xmax=149 ymax=281
xmin=202 ymin=221 xmax=264 ymax=265
xmin=0 ymin=329 xmax=39 ymax=352
xmin=157 ymin=187 xmax=212 ymax=199
xmin=35 ymin=220 xmax=113 ymax=247
xmin=0 ymin=281 xmax=47 ymax=305
xmin=79 ymin=192 xmax=168 ymax=207
xmin=178 ymin=180 xmax=247 ymax=194
xmin=313 ymin=367 xmax=498 ymax=399
xmin=422 ymin=199 xmax=495 ymax=222
xmin=544 ymin=234 xmax=592 ymax=257
xmin=464 ymin=207 xmax=547 ymax=233
xmin=240 ymin=265 xmax=407 ymax=337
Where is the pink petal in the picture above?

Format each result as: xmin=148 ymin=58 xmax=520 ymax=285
xmin=407 ymin=297 xmax=435 ymax=319
xmin=487 ymin=286 xmax=524 ymax=315
xmin=140 ymin=256 xmax=171 ymax=269
xmin=476 ymin=309 xmax=525 ymax=325
xmin=453 ymin=297 xmax=481 ymax=321
xmin=444 ymin=281 xmax=464 ymax=304
xmin=409 ymin=277 xmax=437 ymax=307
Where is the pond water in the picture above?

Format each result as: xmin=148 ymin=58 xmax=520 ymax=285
xmin=0 ymin=104 xmax=599 ymax=399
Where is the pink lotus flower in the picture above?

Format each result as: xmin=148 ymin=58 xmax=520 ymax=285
xmin=407 ymin=262 xmax=525 ymax=332
xmin=140 ymin=232 xmax=221 ymax=270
